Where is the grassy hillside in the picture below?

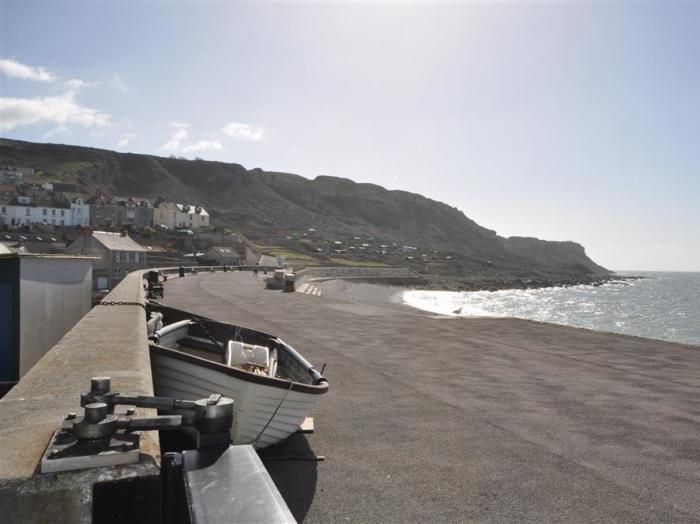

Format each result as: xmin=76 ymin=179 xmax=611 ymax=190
xmin=0 ymin=138 xmax=609 ymax=283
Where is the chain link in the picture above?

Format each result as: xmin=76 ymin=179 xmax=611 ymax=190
xmin=98 ymin=301 xmax=146 ymax=309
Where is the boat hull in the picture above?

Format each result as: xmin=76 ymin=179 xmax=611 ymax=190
xmin=151 ymin=349 xmax=324 ymax=448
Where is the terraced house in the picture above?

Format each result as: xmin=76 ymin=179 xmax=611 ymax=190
xmin=1 ymin=196 xmax=72 ymax=228
xmin=153 ymin=202 xmax=209 ymax=230
xmin=66 ymin=230 xmax=147 ymax=290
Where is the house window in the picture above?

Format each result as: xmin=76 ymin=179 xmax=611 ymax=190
xmin=115 ymin=251 xmax=121 ymax=262
xmin=51 ymin=219 xmax=56 ymax=225
xmin=60 ymin=219 xmax=65 ymax=226
xmin=124 ymin=252 xmax=131 ymax=263
xmin=60 ymin=209 xmax=65 ymax=217
xmin=1 ymin=206 xmax=5 ymax=214
xmin=134 ymin=252 xmax=139 ymax=263
xmin=52 ymin=209 xmax=56 ymax=216
xmin=26 ymin=208 xmax=31 ymax=216
xmin=42 ymin=208 xmax=47 ymax=216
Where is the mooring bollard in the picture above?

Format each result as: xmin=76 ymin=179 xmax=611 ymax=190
xmin=179 ymin=266 xmax=185 ymax=278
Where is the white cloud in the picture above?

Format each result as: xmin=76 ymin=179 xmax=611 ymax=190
xmin=160 ymin=122 xmax=189 ymax=152
xmin=118 ymin=133 xmax=136 ymax=147
xmin=109 ymin=73 xmax=129 ymax=93
xmin=183 ymin=140 xmax=223 ymax=154
xmin=160 ymin=120 xmax=264 ymax=156
xmin=0 ymin=91 xmax=111 ymax=132
xmin=0 ymin=58 xmax=57 ymax=82
xmin=222 ymin=122 xmax=265 ymax=141
xmin=43 ymin=126 xmax=73 ymax=140
xmin=65 ymin=78 xmax=91 ymax=91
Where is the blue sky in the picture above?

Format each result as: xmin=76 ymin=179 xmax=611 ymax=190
xmin=1 ymin=2 xmax=698 ymax=271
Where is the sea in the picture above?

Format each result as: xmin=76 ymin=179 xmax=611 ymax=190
xmin=402 ymin=271 xmax=700 ymax=346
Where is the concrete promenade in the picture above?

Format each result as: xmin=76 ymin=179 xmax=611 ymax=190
xmin=163 ymin=272 xmax=700 ymax=523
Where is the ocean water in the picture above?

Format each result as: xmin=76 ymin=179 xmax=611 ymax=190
xmin=402 ymin=272 xmax=700 ymax=346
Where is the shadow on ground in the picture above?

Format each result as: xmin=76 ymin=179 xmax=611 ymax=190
xmin=257 ymin=433 xmax=319 ymax=522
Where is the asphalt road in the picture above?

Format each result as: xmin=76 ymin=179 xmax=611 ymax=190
xmin=163 ymin=272 xmax=700 ymax=523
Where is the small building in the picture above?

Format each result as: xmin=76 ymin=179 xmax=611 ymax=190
xmin=201 ymin=246 xmax=241 ymax=266
xmin=0 ymin=253 xmax=93 ymax=395
xmin=66 ymin=230 xmax=148 ymax=290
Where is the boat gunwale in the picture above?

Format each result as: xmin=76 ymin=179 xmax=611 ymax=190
xmin=149 ymin=343 xmax=329 ymax=395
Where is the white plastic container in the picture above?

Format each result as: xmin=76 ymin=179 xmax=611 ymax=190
xmin=226 ymin=340 xmax=270 ymax=370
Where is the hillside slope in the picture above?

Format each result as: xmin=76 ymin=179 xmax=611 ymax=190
xmin=0 ymin=138 xmax=609 ymax=280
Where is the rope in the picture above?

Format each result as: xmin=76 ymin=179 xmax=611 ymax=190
xmin=251 ymin=379 xmax=294 ymax=449
xmin=232 ymin=325 xmax=244 ymax=343
xmin=193 ymin=318 xmax=225 ymax=355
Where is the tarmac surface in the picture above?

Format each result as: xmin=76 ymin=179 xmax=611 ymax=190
xmin=163 ymin=272 xmax=700 ymax=523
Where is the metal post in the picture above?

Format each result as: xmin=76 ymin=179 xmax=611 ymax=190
xmin=162 ymin=452 xmax=184 ymax=524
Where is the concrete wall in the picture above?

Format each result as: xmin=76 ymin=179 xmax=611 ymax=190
xmin=0 ymin=271 xmax=160 ymax=523
xmin=19 ymin=257 xmax=92 ymax=377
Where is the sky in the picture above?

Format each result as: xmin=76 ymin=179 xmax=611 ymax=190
xmin=0 ymin=2 xmax=698 ymax=271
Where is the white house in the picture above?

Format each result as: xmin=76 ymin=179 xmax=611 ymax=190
xmin=70 ymin=196 xmax=90 ymax=227
xmin=1 ymin=196 xmax=74 ymax=229
xmin=153 ymin=202 xmax=209 ymax=230
xmin=175 ymin=204 xmax=209 ymax=229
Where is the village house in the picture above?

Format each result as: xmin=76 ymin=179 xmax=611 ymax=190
xmin=70 ymin=197 xmax=90 ymax=227
xmin=153 ymin=202 xmax=209 ymax=230
xmin=0 ymin=166 xmax=34 ymax=184
xmin=86 ymin=195 xmax=120 ymax=228
xmin=0 ymin=196 xmax=73 ymax=229
xmin=200 ymin=246 xmax=241 ymax=266
xmin=115 ymin=197 xmax=153 ymax=229
xmin=66 ymin=230 xmax=148 ymax=290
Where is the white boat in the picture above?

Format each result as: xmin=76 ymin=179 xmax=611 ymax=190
xmin=147 ymin=303 xmax=328 ymax=448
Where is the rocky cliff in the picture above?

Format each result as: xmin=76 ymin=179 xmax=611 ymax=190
xmin=0 ymin=138 xmax=610 ymax=281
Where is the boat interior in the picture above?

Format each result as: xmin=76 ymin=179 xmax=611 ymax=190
xmin=147 ymin=302 xmax=327 ymax=387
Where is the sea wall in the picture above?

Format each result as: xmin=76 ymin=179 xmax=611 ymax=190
xmin=296 ymin=266 xmax=426 ymax=286
xmin=0 ymin=271 xmax=159 ymax=523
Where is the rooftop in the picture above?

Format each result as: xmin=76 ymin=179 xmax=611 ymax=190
xmin=92 ymin=231 xmax=148 ymax=252
xmin=176 ymin=204 xmax=208 ymax=216
xmin=209 ymin=246 xmax=239 ymax=256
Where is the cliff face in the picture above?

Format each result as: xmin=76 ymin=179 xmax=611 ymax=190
xmin=0 ymin=138 xmax=609 ymax=278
